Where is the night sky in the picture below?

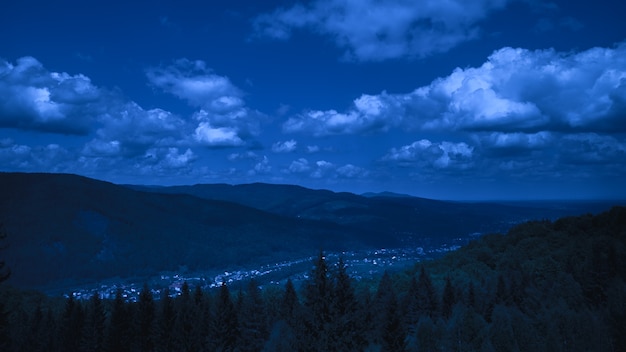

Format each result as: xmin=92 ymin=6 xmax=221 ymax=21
xmin=1 ymin=0 xmax=625 ymax=200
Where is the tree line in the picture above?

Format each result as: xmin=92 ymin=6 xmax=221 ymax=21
xmin=1 ymin=206 xmax=625 ymax=351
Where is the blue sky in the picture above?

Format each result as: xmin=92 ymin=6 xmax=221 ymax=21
xmin=1 ymin=0 xmax=625 ymax=200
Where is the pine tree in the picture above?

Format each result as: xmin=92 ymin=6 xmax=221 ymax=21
xmin=417 ymin=267 xmax=438 ymax=318
xmin=381 ymin=290 xmax=406 ymax=352
xmin=280 ymin=279 xmax=300 ymax=324
xmin=106 ymin=289 xmax=132 ymax=352
xmin=60 ymin=293 xmax=85 ymax=352
xmin=136 ymin=283 xmax=156 ymax=352
xmin=211 ymin=282 xmax=240 ymax=351
xmin=0 ymin=223 xmax=11 ymax=283
xmin=301 ymin=251 xmax=333 ymax=350
xmin=329 ymin=257 xmax=364 ymax=351
xmin=82 ymin=294 xmax=107 ymax=352
xmin=239 ymin=279 xmax=268 ymax=352
xmin=442 ymin=276 xmax=455 ymax=320
xmin=157 ymin=288 xmax=176 ymax=352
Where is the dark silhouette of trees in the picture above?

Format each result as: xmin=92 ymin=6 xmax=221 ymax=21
xmin=1 ymin=206 xmax=625 ymax=352
xmin=0 ymin=223 xmax=10 ymax=283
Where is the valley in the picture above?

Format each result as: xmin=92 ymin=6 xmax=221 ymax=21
xmin=53 ymin=237 xmax=467 ymax=301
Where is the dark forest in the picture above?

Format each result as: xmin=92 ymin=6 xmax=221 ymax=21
xmin=1 ymin=207 xmax=625 ymax=351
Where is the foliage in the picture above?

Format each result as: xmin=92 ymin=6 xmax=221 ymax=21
xmin=0 ymin=206 xmax=624 ymax=351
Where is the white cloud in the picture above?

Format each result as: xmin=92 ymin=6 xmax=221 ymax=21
xmin=194 ymin=122 xmax=244 ymax=147
xmin=146 ymin=59 xmax=242 ymax=109
xmin=384 ymin=139 xmax=473 ymax=169
xmin=249 ymin=155 xmax=271 ymax=175
xmin=306 ymin=145 xmax=320 ymax=153
xmin=288 ymin=158 xmax=311 ymax=173
xmin=284 ymin=42 xmax=626 ymax=136
xmin=0 ymin=56 xmax=101 ymax=134
xmin=272 ymin=139 xmax=297 ymax=153
xmin=283 ymin=93 xmax=401 ymax=136
xmin=311 ymin=160 xmax=335 ymax=178
xmin=336 ymin=164 xmax=368 ymax=178
xmin=254 ymin=0 xmax=512 ymax=61
xmin=147 ymin=59 xmax=264 ymax=147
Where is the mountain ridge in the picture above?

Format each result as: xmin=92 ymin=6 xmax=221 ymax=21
xmin=1 ymin=172 xmax=623 ymax=290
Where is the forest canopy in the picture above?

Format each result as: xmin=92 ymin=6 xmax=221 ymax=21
xmin=0 ymin=206 xmax=624 ymax=351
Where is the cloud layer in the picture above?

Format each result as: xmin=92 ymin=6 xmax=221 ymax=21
xmin=254 ymin=0 xmax=512 ymax=61
xmin=284 ymin=42 xmax=626 ymax=136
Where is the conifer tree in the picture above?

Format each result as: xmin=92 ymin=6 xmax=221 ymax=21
xmin=382 ymin=290 xmax=406 ymax=352
xmin=60 ymin=293 xmax=85 ymax=352
xmin=239 ymin=279 xmax=268 ymax=352
xmin=106 ymin=289 xmax=131 ymax=352
xmin=417 ymin=266 xmax=438 ymax=318
xmin=211 ymin=282 xmax=240 ymax=351
xmin=82 ymin=294 xmax=107 ymax=352
xmin=330 ymin=257 xmax=364 ymax=351
xmin=136 ymin=283 xmax=156 ymax=352
xmin=442 ymin=276 xmax=455 ymax=320
xmin=302 ymin=251 xmax=333 ymax=350
xmin=157 ymin=288 xmax=176 ymax=352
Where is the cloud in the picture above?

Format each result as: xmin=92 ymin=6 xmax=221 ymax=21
xmin=254 ymin=0 xmax=512 ymax=61
xmin=249 ymin=155 xmax=271 ymax=175
xmin=0 ymin=140 xmax=73 ymax=172
xmin=287 ymin=158 xmax=311 ymax=173
xmin=0 ymin=56 xmax=101 ymax=134
xmin=146 ymin=59 xmax=243 ymax=109
xmin=283 ymin=93 xmax=402 ymax=135
xmin=336 ymin=164 xmax=369 ymax=178
xmin=148 ymin=59 xmax=264 ymax=147
xmin=384 ymin=139 xmax=473 ymax=169
xmin=272 ymin=139 xmax=297 ymax=153
xmin=284 ymin=42 xmax=626 ymax=136
xmin=193 ymin=122 xmax=244 ymax=147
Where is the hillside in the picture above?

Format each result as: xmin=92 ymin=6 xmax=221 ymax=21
xmin=0 ymin=173 xmax=367 ymax=288
xmin=0 ymin=172 xmax=621 ymax=290
xmin=1 ymin=206 xmax=624 ymax=351
xmin=128 ymin=183 xmax=616 ymax=245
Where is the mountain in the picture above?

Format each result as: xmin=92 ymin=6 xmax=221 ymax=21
xmin=1 ymin=172 xmax=622 ymax=290
xmin=127 ymin=183 xmax=618 ymax=244
xmin=0 ymin=173 xmax=368 ymax=289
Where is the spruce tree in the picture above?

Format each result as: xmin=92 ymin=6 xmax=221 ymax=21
xmin=136 ymin=283 xmax=156 ymax=352
xmin=441 ymin=276 xmax=455 ymax=320
xmin=302 ymin=251 xmax=333 ymax=350
xmin=82 ymin=294 xmax=107 ymax=352
xmin=60 ymin=293 xmax=85 ymax=352
xmin=157 ymin=288 xmax=176 ymax=352
xmin=211 ymin=282 xmax=240 ymax=351
xmin=330 ymin=257 xmax=364 ymax=351
xmin=239 ymin=279 xmax=268 ymax=352
xmin=106 ymin=289 xmax=131 ymax=352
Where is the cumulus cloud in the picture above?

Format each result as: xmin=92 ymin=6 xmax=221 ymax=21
xmin=254 ymin=0 xmax=512 ymax=61
xmin=147 ymin=59 xmax=264 ymax=147
xmin=288 ymin=158 xmax=311 ymax=173
xmin=193 ymin=122 xmax=244 ymax=147
xmin=0 ymin=56 xmax=101 ymax=134
xmin=146 ymin=59 xmax=243 ymax=109
xmin=249 ymin=155 xmax=271 ymax=175
xmin=336 ymin=164 xmax=369 ymax=178
xmin=0 ymin=140 xmax=73 ymax=172
xmin=283 ymin=93 xmax=402 ymax=136
xmin=284 ymin=42 xmax=626 ymax=136
xmin=272 ymin=139 xmax=297 ymax=153
xmin=384 ymin=139 xmax=473 ymax=169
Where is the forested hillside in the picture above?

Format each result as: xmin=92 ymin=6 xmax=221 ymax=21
xmin=1 ymin=206 xmax=624 ymax=351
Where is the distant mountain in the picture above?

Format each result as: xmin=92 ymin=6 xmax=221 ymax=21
xmin=1 ymin=172 xmax=622 ymax=290
xmin=361 ymin=191 xmax=414 ymax=198
xmin=0 ymin=173 xmax=368 ymax=289
xmin=127 ymin=183 xmax=618 ymax=244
